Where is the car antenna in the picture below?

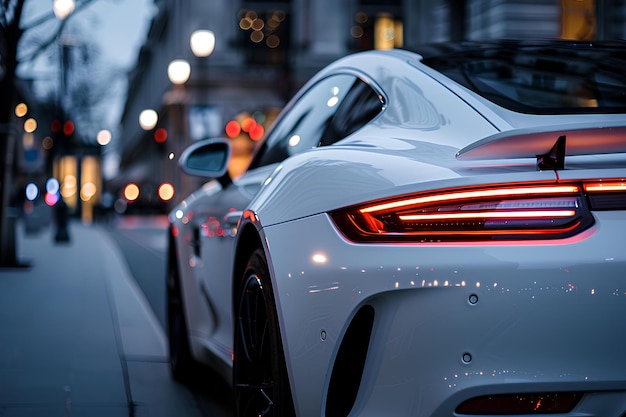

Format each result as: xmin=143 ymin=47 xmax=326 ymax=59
xmin=537 ymin=135 xmax=566 ymax=171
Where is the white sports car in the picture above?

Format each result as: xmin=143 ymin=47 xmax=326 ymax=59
xmin=166 ymin=40 xmax=626 ymax=417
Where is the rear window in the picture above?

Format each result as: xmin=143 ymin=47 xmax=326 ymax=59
xmin=419 ymin=40 xmax=626 ymax=114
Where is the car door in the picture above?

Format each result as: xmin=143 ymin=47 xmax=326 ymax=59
xmin=194 ymin=72 xmax=385 ymax=353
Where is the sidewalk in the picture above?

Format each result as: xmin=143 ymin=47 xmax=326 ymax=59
xmin=0 ymin=221 xmax=203 ymax=417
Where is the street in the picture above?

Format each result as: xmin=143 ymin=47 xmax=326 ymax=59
xmin=0 ymin=216 xmax=232 ymax=417
xmin=107 ymin=215 xmax=233 ymax=417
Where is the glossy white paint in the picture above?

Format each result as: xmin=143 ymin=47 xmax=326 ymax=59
xmin=169 ymin=45 xmax=626 ymax=416
xmin=262 ymin=210 xmax=626 ymax=415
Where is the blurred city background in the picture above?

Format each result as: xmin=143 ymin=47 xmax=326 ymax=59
xmin=1 ymin=0 xmax=625 ymax=265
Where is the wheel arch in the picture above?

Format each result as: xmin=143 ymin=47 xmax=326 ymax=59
xmin=232 ymin=220 xmax=265 ymax=308
xmin=231 ymin=216 xmax=297 ymax=416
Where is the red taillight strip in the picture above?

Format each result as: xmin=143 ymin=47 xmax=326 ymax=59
xmin=584 ymin=181 xmax=626 ymax=192
xmin=360 ymin=185 xmax=580 ymax=214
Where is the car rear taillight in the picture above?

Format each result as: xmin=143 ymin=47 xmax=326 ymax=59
xmin=455 ymin=392 xmax=583 ymax=415
xmin=584 ymin=180 xmax=626 ymax=192
xmin=330 ymin=184 xmax=595 ymax=242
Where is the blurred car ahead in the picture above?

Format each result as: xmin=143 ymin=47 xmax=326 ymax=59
xmin=166 ymin=40 xmax=626 ymax=417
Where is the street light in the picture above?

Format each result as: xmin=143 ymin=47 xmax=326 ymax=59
xmin=53 ymin=0 xmax=75 ymax=20
xmin=167 ymin=59 xmax=191 ymax=85
xmin=139 ymin=109 xmax=158 ymax=130
xmin=190 ymin=30 xmax=215 ymax=57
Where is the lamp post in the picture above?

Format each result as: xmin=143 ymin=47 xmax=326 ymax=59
xmin=164 ymin=59 xmax=190 ymax=203
xmin=50 ymin=0 xmax=75 ymax=236
xmin=188 ymin=30 xmax=217 ymax=141
xmin=163 ymin=30 xmax=215 ymax=205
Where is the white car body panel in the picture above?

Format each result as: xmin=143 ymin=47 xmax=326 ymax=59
xmin=262 ymin=208 xmax=626 ymax=416
xmin=171 ymin=164 xmax=278 ymax=373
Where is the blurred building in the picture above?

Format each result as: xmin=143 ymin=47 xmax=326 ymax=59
xmin=113 ymin=0 xmax=625 ymax=213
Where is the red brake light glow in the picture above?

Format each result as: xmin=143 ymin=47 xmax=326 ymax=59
xmin=331 ymin=184 xmax=595 ymax=243
xmin=584 ymin=180 xmax=626 ymax=192
xmin=359 ymin=186 xmax=580 ymax=214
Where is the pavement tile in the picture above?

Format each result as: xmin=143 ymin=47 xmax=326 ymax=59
xmin=0 ymin=221 xmax=204 ymax=417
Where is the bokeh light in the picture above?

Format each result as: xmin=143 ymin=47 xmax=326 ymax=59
xmin=25 ymin=183 xmax=39 ymax=201
xmin=124 ymin=183 xmax=140 ymax=202
xmin=139 ymin=109 xmax=158 ymax=130
xmin=168 ymin=59 xmax=191 ymax=85
xmin=250 ymin=30 xmax=264 ymax=43
xmin=61 ymin=175 xmax=77 ymax=198
xmin=63 ymin=120 xmax=75 ymax=136
xmin=190 ymin=30 xmax=216 ymax=57
xmin=15 ymin=103 xmax=27 ymax=118
xmin=45 ymin=192 xmax=59 ymax=206
xmin=46 ymin=178 xmax=60 ymax=195
xmin=249 ymin=123 xmax=264 ymax=140
xmin=80 ymin=182 xmax=97 ymax=201
xmin=158 ymin=182 xmax=175 ymax=201
xmin=97 ymin=129 xmax=112 ymax=146
xmin=24 ymin=118 xmax=37 ymax=133
xmin=266 ymin=35 xmax=280 ymax=48
xmin=225 ymin=120 xmax=241 ymax=138
xmin=154 ymin=127 xmax=168 ymax=143
xmin=241 ymin=117 xmax=255 ymax=133
xmin=43 ymin=136 xmax=54 ymax=150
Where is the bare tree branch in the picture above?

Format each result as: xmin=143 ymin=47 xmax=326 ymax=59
xmin=18 ymin=0 xmax=99 ymax=64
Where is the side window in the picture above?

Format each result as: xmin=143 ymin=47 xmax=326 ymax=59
xmin=250 ymin=74 xmax=383 ymax=168
xmin=319 ymin=78 xmax=383 ymax=146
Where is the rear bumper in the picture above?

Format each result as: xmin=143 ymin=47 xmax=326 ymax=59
xmin=265 ymin=210 xmax=626 ymax=416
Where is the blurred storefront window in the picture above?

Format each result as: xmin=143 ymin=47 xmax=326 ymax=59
xmin=238 ymin=5 xmax=291 ymax=66
xmin=561 ymin=0 xmax=596 ymax=40
xmin=351 ymin=0 xmax=403 ymax=51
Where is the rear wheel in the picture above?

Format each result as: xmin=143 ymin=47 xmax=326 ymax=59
xmin=234 ymin=249 xmax=295 ymax=417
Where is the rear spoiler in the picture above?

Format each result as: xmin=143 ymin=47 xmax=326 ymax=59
xmin=456 ymin=121 xmax=626 ymax=170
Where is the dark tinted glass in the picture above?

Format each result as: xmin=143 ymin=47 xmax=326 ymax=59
xmin=185 ymin=142 xmax=229 ymax=173
xmin=420 ymin=40 xmax=626 ymax=114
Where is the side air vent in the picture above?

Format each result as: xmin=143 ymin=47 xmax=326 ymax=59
xmin=325 ymin=305 xmax=375 ymax=417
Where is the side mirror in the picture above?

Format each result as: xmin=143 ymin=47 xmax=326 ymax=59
xmin=179 ymin=138 xmax=232 ymax=187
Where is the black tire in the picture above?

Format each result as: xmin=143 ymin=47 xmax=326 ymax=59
xmin=167 ymin=254 xmax=196 ymax=382
xmin=234 ymin=249 xmax=295 ymax=417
